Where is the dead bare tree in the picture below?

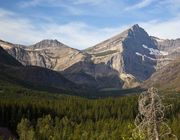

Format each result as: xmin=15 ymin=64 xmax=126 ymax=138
xmin=133 ymin=87 xmax=178 ymax=140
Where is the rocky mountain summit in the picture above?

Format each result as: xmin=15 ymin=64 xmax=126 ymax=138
xmin=1 ymin=24 xmax=180 ymax=90
xmin=85 ymin=24 xmax=157 ymax=87
xmin=0 ymin=39 xmax=86 ymax=71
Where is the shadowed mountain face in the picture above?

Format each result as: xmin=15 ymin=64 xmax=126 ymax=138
xmin=0 ymin=46 xmax=22 ymax=66
xmin=1 ymin=24 xmax=180 ymax=90
xmin=121 ymin=24 xmax=157 ymax=81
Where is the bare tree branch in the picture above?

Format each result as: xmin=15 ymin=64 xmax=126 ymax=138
xmin=133 ymin=87 xmax=178 ymax=140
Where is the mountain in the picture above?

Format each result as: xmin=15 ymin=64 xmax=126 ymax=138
xmin=0 ymin=39 xmax=86 ymax=70
xmin=0 ymin=46 xmax=79 ymax=93
xmin=84 ymin=24 xmax=180 ymax=89
xmin=85 ymin=24 xmax=158 ymax=88
xmin=1 ymin=24 xmax=180 ymax=90
xmin=142 ymin=58 xmax=180 ymax=92
xmin=0 ymin=39 xmax=123 ymax=89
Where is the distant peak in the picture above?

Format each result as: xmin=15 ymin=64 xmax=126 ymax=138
xmin=31 ymin=39 xmax=68 ymax=49
xmin=39 ymin=39 xmax=59 ymax=44
xmin=124 ymin=24 xmax=149 ymax=37
xmin=132 ymin=24 xmax=140 ymax=28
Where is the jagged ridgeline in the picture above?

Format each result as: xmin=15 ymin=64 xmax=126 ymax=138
xmin=1 ymin=24 xmax=180 ymax=91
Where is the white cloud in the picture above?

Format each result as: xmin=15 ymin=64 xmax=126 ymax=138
xmin=140 ymin=17 xmax=180 ymax=39
xmin=125 ymin=0 xmax=155 ymax=11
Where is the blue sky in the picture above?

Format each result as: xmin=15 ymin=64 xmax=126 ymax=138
xmin=0 ymin=0 xmax=180 ymax=49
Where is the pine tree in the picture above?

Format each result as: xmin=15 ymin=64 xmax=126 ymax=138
xmin=17 ymin=118 xmax=35 ymax=140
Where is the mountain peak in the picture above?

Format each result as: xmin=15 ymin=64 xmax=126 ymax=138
xmin=130 ymin=24 xmax=144 ymax=32
xmin=31 ymin=39 xmax=68 ymax=49
xmin=37 ymin=39 xmax=62 ymax=46
xmin=131 ymin=24 xmax=140 ymax=29
xmin=124 ymin=24 xmax=149 ymax=39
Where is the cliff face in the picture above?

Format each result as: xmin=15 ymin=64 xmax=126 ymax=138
xmin=1 ymin=24 xmax=180 ymax=90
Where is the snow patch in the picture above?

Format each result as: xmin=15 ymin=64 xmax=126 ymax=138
xmin=135 ymin=52 xmax=142 ymax=56
xmin=136 ymin=51 xmax=172 ymax=61
xmin=142 ymin=44 xmax=168 ymax=56
xmin=136 ymin=52 xmax=155 ymax=61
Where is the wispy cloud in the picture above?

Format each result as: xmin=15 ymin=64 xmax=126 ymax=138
xmin=0 ymin=8 xmax=127 ymax=49
xmin=140 ymin=17 xmax=180 ymax=39
xmin=18 ymin=0 xmax=125 ymax=17
xmin=73 ymin=0 xmax=109 ymax=5
xmin=0 ymin=8 xmax=180 ymax=50
xmin=125 ymin=0 xmax=155 ymax=11
xmin=19 ymin=0 xmax=43 ymax=7
xmin=20 ymin=0 xmax=111 ymax=7
xmin=19 ymin=0 xmax=87 ymax=16
xmin=0 ymin=8 xmax=15 ymax=17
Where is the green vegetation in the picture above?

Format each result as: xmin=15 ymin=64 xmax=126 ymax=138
xmin=0 ymin=80 xmax=180 ymax=139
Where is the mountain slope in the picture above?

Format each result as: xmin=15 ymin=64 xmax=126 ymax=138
xmin=0 ymin=39 xmax=123 ymax=89
xmin=0 ymin=46 xmax=79 ymax=93
xmin=62 ymin=61 xmax=123 ymax=89
xmin=0 ymin=64 xmax=79 ymax=92
xmin=151 ymin=37 xmax=180 ymax=69
xmin=142 ymin=58 xmax=180 ymax=92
